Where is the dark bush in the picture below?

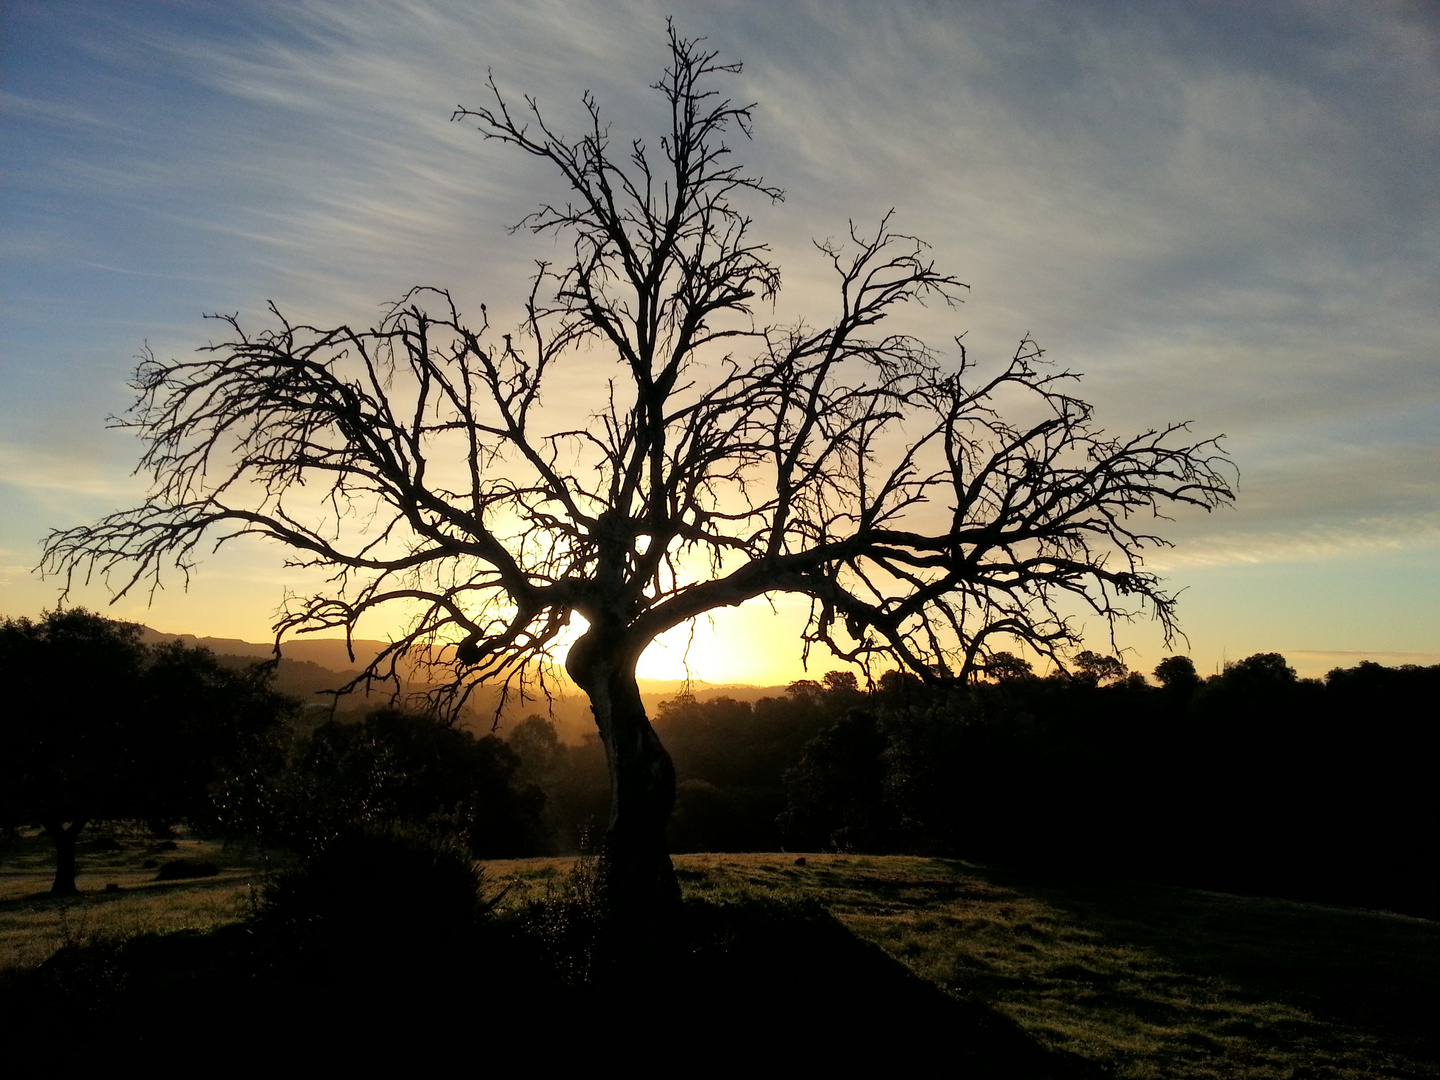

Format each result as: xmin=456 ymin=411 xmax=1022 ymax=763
xmin=0 ymin=610 xmax=294 ymax=895
xmin=511 ymin=855 xmax=609 ymax=988
xmin=256 ymin=823 xmax=494 ymax=985
xmin=668 ymin=779 xmax=739 ymax=852
xmin=213 ymin=707 xmax=545 ymax=859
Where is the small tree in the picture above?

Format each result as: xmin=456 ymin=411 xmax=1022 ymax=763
xmin=1153 ymin=654 xmax=1201 ymax=697
xmin=0 ymin=609 xmax=291 ymax=894
xmin=981 ymin=651 xmax=1036 ymax=683
xmin=1071 ymin=650 xmax=1129 ymax=688
xmin=41 ymin=27 xmax=1233 ymax=907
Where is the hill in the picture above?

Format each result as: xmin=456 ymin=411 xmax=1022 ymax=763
xmin=1 ymin=838 xmax=1433 ymax=1075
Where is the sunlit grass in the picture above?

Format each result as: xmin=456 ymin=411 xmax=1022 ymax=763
xmin=0 ymin=829 xmax=267 ymax=972
xmin=8 ymin=842 xmax=1434 ymax=1078
xmin=488 ymin=852 xmax=1438 ymax=1079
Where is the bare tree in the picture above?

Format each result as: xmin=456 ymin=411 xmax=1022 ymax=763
xmin=42 ymin=27 xmax=1234 ymax=906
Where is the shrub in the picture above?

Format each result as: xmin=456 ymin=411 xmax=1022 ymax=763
xmin=513 ymin=855 xmax=609 ymax=988
xmin=255 ymin=823 xmax=493 ymax=986
xmin=212 ymin=707 xmax=546 ymax=859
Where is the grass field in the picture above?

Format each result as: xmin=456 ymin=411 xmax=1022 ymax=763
xmin=0 ymin=829 xmax=266 ymax=972
xmin=4 ymin=836 xmax=1435 ymax=1078
xmin=490 ymin=853 xmax=1438 ymax=1079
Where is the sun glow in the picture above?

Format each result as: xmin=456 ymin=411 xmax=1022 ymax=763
xmin=634 ymin=596 xmax=817 ymax=685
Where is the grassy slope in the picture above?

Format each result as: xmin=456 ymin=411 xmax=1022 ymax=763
xmin=3 ymin=839 xmax=1434 ymax=1077
xmin=0 ymin=830 xmax=263 ymax=971
xmin=488 ymin=853 xmax=1438 ymax=1080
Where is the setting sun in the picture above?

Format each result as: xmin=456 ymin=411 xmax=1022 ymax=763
xmin=634 ymin=597 xmax=820 ymax=686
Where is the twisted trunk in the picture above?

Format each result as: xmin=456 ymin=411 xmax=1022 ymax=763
xmin=565 ymin=625 xmax=679 ymax=912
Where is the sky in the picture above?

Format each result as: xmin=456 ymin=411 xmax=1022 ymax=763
xmin=2 ymin=0 xmax=1437 ymax=684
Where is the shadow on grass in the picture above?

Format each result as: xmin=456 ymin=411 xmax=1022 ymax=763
xmin=0 ymin=896 xmax=1096 ymax=1074
xmin=591 ymin=899 xmax=1099 ymax=1075
xmin=971 ymin=861 xmax=1440 ymax=1065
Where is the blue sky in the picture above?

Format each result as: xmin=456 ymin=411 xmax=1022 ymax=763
xmin=2 ymin=0 xmax=1437 ymax=681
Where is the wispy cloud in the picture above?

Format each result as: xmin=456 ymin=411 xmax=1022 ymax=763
xmin=2 ymin=0 xmax=1436 ymax=654
xmin=1150 ymin=512 xmax=1440 ymax=570
xmin=0 ymin=443 xmax=146 ymax=529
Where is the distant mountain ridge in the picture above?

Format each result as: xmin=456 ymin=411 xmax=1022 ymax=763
xmin=136 ymin=628 xmax=383 ymax=673
xmin=135 ymin=626 xmax=789 ymax=742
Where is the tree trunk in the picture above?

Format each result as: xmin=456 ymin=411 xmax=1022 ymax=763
xmin=566 ymin=626 xmax=679 ymax=913
xmin=41 ymin=819 xmax=87 ymax=897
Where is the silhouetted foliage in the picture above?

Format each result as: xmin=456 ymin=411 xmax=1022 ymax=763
xmin=0 ymin=609 xmax=291 ymax=894
xmin=256 ymin=823 xmax=495 ymax=985
xmin=982 ymin=651 xmax=1036 ymax=682
xmin=505 ymin=713 xmax=589 ymax=853
xmin=515 ymin=651 xmax=1437 ymax=916
xmin=779 ymin=710 xmax=894 ymax=852
xmin=1070 ymin=650 xmax=1128 ymax=688
xmin=213 ymin=706 xmax=545 ymax=858
xmin=1153 ymin=654 xmax=1201 ymax=697
xmin=1220 ymin=651 xmax=1298 ymax=694
xmin=508 ymin=713 xmax=568 ymax=779
xmin=655 ymin=679 xmax=850 ymax=851
xmin=773 ymin=655 xmax=1438 ymax=916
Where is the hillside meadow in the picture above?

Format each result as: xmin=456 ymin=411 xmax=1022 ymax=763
xmin=0 ymin=832 xmax=259 ymax=971
xmin=493 ymin=853 xmax=1437 ymax=1078
xmin=1 ymin=831 xmax=1433 ymax=1077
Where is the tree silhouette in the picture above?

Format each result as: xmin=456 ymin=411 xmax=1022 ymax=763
xmin=1071 ymin=650 xmax=1129 ymax=687
xmin=42 ymin=26 xmax=1234 ymax=907
xmin=0 ymin=610 xmax=290 ymax=894
xmin=1153 ymin=654 xmax=1201 ymax=697
xmin=289 ymin=707 xmax=545 ymax=858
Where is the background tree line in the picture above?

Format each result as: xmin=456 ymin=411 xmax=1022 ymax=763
xmin=8 ymin=608 xmax=1429 ymax=921
xmin=0 ymin=610 xmax=547 ymax=894
xmin=505 ymin=655 xmax=1437 ymax=920
xmin=0 ymin=610 xmax=292 ymax=894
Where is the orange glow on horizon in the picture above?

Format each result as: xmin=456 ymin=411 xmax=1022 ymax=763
xmin=634 ymin=597 xmax=822 ymax=686
xmin=11 ymin=543 xmax=1430 ymax=689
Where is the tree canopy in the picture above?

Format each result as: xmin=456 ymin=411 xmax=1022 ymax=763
xmin=0 ymin=609 xmax=292 ymax=894
xmin=213 ymin=706 xmax=545 ymax=859
xmin=40 ymin=26 xmax=1234 ymax=905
